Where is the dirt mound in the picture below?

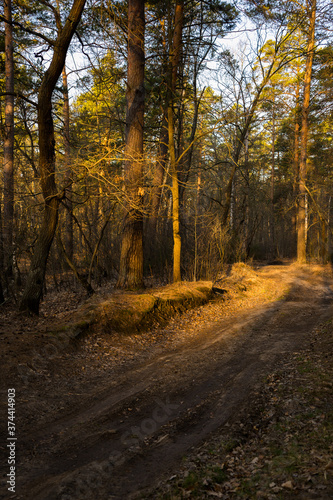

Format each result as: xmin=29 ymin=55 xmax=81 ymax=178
xmin=214 ymin=262 xmax=277 ymax=300
xmin=230 ymin=262 xmax=258 ymax=278
xmin=51 ymin=281 xmax=213 ymax=341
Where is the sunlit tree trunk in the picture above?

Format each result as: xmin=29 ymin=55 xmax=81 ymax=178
xmin=193 ymin=161 xmax=201 ymax=281
xmin=168 ymin=0 xmax=183 ymax=283
xmin=62 ymin=66 xmax=74 ymax=261
xmin=3 ymin=0 xmax=14 ymax=276
xmin=20 ymin=0 xmax=87 ymax=314
xmin=292 ymin=64 xmax=301 ymax=247
xmin=117 ymin=0 xmax=145 ymax=289
xmin=168 ymin=107 xmax=181 ymax=282
xmin=297 ymin=0 xmax=316 ymax=263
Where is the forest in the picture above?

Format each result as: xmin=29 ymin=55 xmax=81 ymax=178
xmin=1 ymin=2 xmax=333 ymax=499
xmin=1 ymin=0 xmax=333 ymax=314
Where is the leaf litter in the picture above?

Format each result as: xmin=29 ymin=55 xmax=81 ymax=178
xmin=151 ymin=316 xmax=333 ymax=499
xmin=0 ymin=262 xmax=332 ymax=499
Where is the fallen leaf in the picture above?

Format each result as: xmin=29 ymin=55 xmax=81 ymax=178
xmin=282 ymin=480 xmax=293 ymax=490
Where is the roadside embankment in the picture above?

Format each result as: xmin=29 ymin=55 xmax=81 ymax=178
xmin=52 ymin=280 xmax=213 ymax=341
xmin=51 ymin=262 xmax=280 ymax=343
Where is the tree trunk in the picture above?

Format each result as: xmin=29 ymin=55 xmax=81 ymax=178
xmin=149 ymin=16 xmax=169 ymax=238
xmin=328 ymin=195 xmax=332 ymax=261
xmin=168 ymin=0 xmax=184 ymax=283
xmin=168 ymin=104 xmax=182 ymax=282
xmin=270 ymin=100 xmax=276 ymax=252
xmin=3 ymin=0 xmax=14 ymax=276
xmin=55 ymin=0 xmax=73 ymax=261
xmin=178 ymin=84 xmax=204 ymax=205
xmin=297 ymin=0 xmax=316 ymax=263
xmin=149 ymin=111 xmax=168 ymax=235
xmin=292 ymin=64 xmax=301 ymax=249
xmin=242 ymin=131 xmax=250 ymax=257
xmin=229 ymin=173 xmax=236 ymax=231
xmin=193 ymin=164 xmax=201 ymax=281
xmin=20 ymin=0 xmax=87 ymax=314
xmin=117 ymin=0 xmax=145 ymax=289
xmin=62 ymin=66 xmax=74 ymax=261
xmin=319 ymin=217 xmax=327 ymax=264
xmin=0 ymin=200 xmax=4 ymax=303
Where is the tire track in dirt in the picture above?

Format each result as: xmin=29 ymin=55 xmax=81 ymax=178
xmin=14 ymin=268 xmax=333 ymax=500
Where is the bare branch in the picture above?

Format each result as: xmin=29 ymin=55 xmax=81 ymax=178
xmin=0 ymin=15 xmax=55 ymax=46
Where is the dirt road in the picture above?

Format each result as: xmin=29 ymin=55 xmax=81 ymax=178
xmin=2 ymin=264 xmax=333 ymax=499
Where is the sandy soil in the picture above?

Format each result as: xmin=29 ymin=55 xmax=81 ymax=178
xmin=0 ymin=263 xmax=332 ymax=499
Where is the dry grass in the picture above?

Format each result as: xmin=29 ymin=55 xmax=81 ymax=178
xmin=51 ymin=281 xmax=213 ymax=340
xmin=289 ymin=261 xmax=333 ymax=277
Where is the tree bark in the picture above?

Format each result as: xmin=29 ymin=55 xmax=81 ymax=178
xmin=270 ymin=96 xmax=276 ymax=251
xmin=54 ymin=0 xmax=74 ymax=261
xmin=116 ymin=0 xmax=145 ymax=289
xmin=168 ymin=105 xmax=182 ymax=282
xmin=297 ymin=0 xmax=316 ymax=263
xmin=292 ymin=63 xmax=301 ymax=247
xmin=319 ymin=217 xmax=327 ymax=264
xmin=20 ymin=0 xmax=87 ymax=314
xmin=3 ymin=0 xmax=14 ymax=276
xmin=168 ymin=0 xmax=184 ymax=283
xmin=328 ymin=196 xmax=332 ymax=261
xmin=148 ymin=17 xmax=169 ymax=238
xmin=62 ymin=66 xmax=74 ymax=261
xmin=149 ymin=110 xmax=168 ymax=235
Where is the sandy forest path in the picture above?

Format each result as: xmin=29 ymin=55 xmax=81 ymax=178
xmin=1 ymin=264 xmax=333 ymax=499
